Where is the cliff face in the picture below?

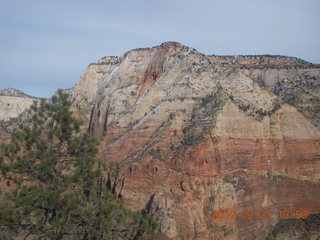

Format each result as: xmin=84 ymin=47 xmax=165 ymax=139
xmin=64 ymin=62 xmax=119 ymax=129
xmin=2 ymin=42 xmax=320 ymax=239
xmin=70 ymin=42 xmax=320 ymax=240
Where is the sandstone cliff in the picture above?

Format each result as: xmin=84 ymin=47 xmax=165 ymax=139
xmin=68 ymin=42 xmax=320 ymax=240
xmin=2 ymin=42 xmax=320 ymax=239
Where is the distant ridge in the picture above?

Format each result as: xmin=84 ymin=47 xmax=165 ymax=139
xmin=0 ymin=88 xmax=40 ymax=99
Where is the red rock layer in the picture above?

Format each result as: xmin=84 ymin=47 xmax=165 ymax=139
xmin=97 ymin=120 xmax=320 ymax=239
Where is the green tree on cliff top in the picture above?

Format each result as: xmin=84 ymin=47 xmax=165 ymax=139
xmin=0 ymin=90 xmax=158 ymax=240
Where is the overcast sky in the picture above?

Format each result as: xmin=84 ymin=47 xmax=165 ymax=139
xmin=0 ymin=0 xmax=319 ymax=98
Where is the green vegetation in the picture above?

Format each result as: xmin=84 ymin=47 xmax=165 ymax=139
xmin=0 ymin=90 xmax=159 ymax=240
xmin=149 ymin=148 xmax=164 ymax=162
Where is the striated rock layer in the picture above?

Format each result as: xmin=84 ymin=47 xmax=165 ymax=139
xmin=2 ymin=42 xmax=320 ymax=239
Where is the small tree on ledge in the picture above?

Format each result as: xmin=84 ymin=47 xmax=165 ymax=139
xmin=0 ymin=90 xmax=158 ymax=240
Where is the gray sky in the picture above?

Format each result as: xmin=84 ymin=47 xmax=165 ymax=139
xmin=0 ymin=0 xmax=319 ymax=98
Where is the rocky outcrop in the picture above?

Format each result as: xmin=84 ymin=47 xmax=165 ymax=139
xmin=0 ymin=88 xmax=40 ymax=121
xmin=1 ymin=42 xmax=320 ymax=239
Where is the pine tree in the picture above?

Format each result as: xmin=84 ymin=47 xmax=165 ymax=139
xmin=0 ymin=90 xmax=159 ymax=240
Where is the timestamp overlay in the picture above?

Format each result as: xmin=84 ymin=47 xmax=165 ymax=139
xmin=210 ymin=209 xmax=310 ymax=220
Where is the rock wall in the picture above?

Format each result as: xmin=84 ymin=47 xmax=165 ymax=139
xmin=71 ymin=42 xmax=320 ymax=239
